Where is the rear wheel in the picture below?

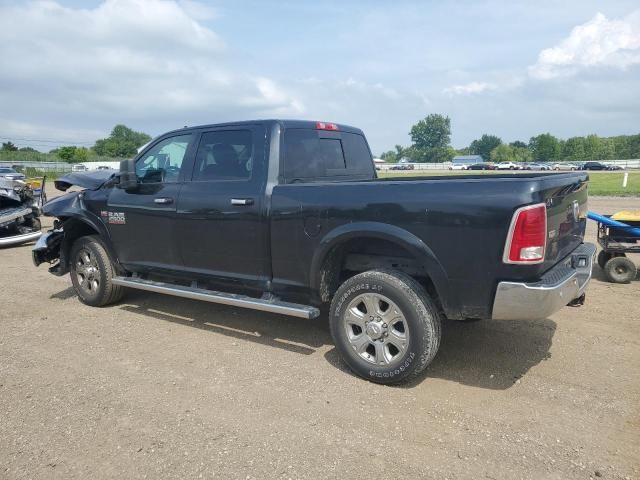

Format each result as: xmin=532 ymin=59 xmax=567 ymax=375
xmin=69 ymin=235 xmax=124 ymax=306
xmin=329 ymin=269 xmax=441 ymax=384
xmin=604 ymin=256 xmax=637 ymax=284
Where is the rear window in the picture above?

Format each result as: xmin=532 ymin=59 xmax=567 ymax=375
xmin=282 ymin=129 xmax=373 ymax=182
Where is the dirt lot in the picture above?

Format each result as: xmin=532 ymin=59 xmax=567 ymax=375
xmin=1 ymin=194 xmax=638 ymax=480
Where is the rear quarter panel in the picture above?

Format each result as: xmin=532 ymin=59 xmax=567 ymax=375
xmin=269 ymin=172 xmax=588 ymax=319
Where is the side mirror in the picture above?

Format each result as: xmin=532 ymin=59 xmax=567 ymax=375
xmin=117 ymin=159 xmax=138 ymax=191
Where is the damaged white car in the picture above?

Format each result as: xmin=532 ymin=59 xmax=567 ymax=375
xmin=0 ymin=177 xmax=45 ymax=247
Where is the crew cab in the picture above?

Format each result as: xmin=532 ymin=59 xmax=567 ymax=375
xmin=33 ymin=120 xmax=595 ymax=384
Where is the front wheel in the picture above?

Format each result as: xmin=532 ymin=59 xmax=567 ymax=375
xmin=329 ymin=269 xmax=442 ymax=384
xmin=69 ymin=235 xmax=125 ymax=306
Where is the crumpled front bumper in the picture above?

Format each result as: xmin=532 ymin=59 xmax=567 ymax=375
xmin=32 ymin=229 xmax=66 ymax=274
xmin=492 ymin=243 xmax=596 ymax=321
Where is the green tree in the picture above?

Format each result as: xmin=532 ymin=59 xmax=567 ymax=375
xmin=598 ymin=138 xmax=616 ymax=160
xmin=73 ymin=146 xmax=90 ymax=162
xmin=470 ymin=134 xmax=502 ymax=161
xmin=529 ymin=133 xmax=561 ymax=161
xmin=513 ymin=146 xmax=532 ymax=163
xmin=562 ymin=137 xmax=585 ymax=161
xmin=582 ymin=134 xmax=601 ymax=160
xmin=490 ymin=144 xmax=514 ymax=163
xmin=409 ymin=114 xmax=452 ymax=162
xmin=1 ymin=141 xmax=18 ymax=152
xmin=509 ymin=140 xmax=528 ymax=149
xmin=56 ymin=146 xmax=78 ymax=162
xmin=380 ymin=150 xmax=398 ymax=163
xmin=93 ymin=124 xmax=151 ymax=158
xmin=18 ymin=146 xmax=38 ymax=153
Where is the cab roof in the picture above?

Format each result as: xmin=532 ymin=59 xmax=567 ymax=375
xmin=163 ymin=119 xmax=364 ymax=137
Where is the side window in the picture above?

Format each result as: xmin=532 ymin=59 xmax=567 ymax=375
xmin=283 ymin=129 xmax=345 ymax=181
xmin=341 ymin=132 xmax=375 ymax=175
xmin=136 ymin=134 xmax=192 ymax=183
xmin=193 ymin=130 xmax=253 ymax=181
xmin=283 ymin=129 xmax=373 ymax=182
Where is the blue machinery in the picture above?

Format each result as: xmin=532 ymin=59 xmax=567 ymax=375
xmin=587 ymin=211 xmax=640 ymax=237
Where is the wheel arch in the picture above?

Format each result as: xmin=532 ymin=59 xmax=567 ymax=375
xmin=310 ymin=222 xmax=455 ymax=317
xmin=58 ymin=214 xmax=122 ymax=275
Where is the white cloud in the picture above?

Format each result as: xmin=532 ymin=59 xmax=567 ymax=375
xmin=443 ymin=82 xmax=496 ymax=96
xmin=529 ymin=11 xmax=640 ymax=79
xmin=0 ymin=0 xmax=302 ymax=145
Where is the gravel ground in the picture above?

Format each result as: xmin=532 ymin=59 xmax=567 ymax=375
xmin=0 ymin=194 xmax=638 ymax=480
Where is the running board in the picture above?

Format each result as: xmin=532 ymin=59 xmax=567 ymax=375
xmin=111 ymin=276 xmax=320 ymax=319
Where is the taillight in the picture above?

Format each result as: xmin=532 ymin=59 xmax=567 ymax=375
xmin=503 ymin=203 xmax=547 ymax=264
xmin=316 ymin=122 xmax=339 ymax=131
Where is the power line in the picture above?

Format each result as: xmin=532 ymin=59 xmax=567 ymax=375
xmin=0 ymin=135 xmax=95 ymax=146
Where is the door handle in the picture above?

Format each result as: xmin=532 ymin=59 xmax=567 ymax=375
xmin=230 ymin=198 xmax=254 ymax=206
xmin=154 ymin=197 xmax=174 ymax=205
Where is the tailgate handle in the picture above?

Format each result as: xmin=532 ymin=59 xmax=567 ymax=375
xmin=154 ymin=197 xmax=173 ymax=205
xmin=231 ymin=198 xmax=254 ymax=206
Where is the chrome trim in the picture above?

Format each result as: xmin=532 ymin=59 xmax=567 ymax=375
xmin=0 ymin=230 xmax=42 ymax=247
xmin=111 ymin=276 xmax=320 ymax=319
xmin=492 ymin=243 xmax=596 ymax=321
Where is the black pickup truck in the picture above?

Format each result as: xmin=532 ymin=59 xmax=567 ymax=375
xmin=33 ymin=120 xmax=595 ymax=384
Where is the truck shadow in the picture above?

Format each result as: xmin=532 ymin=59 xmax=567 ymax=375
xmin=51 ymin=286 xmax=556 ymax=389
xmin=325 ymin=318 xmax=556 ymax=390
xmin=116 ymin=290 xmax=332 ymax=356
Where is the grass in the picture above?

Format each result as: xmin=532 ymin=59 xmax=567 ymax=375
xmin=378 ymin=170 xmax=640 ymax=196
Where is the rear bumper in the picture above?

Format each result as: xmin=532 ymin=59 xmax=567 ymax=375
xmin=491 ymin=243 xmax=596 ymax=321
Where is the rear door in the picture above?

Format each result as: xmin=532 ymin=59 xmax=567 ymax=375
xmin=175 ymin=125 xmax=268 ymax=291
xmin=106 ymin=133 xmax=195 ymax=270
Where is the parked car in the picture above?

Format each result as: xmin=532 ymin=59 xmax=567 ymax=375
xmin=606 ymin=164 xmax=625 ymax=171
xmin=526 ymin=163 xmax=552 ymax=171
xmin=467 ymin=162 xmax=495 ymax=170
xmin=581 ymin=161 xmax=609 ymax=171
xmin=0 ymin=167 xmax=26 ymax=181
xmin=449 ymin=164 xmax=468 ymax=170
xmin=33 ymin=119 xmax=595 ymax=384
xmin=495 ymin=161 xmax=520 ymax=170
xmin=390 ymin=164 xmax=414 ymax=171
xmin=552 ymin=163 xmax=578 ymax=171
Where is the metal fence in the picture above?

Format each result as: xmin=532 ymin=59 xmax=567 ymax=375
xmin=376 ymin=159 xmax=640 ymax=171
xmin=0 ymin=161 xmax=73 ymax=172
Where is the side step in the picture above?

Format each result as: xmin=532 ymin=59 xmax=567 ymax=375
xmin=111 ymin=276 xmax=320 ymax=319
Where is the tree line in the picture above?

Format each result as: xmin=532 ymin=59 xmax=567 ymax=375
xmin=379 ymin=114 xmax=640 ymax=163
xmin=1 ymin=124 xmax=151 ymax=163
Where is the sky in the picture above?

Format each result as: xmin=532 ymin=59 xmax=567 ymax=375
xmin=0 ymin=0 xmax=639 ymax=154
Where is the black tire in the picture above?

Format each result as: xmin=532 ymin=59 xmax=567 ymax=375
xmin=69 ymin=235 xmax=124 ymax=306
xmin=329 ymin=269 xmax=442 ymax=385
xmin=604 ymin=256 xmax=637 ymax=284
xmin=597 ymin=250 xmax=612 ymax=269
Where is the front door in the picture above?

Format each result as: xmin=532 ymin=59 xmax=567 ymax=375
xmin=106 ymin=133 xmax=195 ymax=271
xmin=176 ymin=126 xmax=268 ymax=291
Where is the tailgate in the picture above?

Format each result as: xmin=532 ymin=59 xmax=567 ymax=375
xmin=542 ymin=176 xmax=588 ymax=268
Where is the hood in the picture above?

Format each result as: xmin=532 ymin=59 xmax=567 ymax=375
xmin=54 ymin=169 xmax=115 ymax=192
